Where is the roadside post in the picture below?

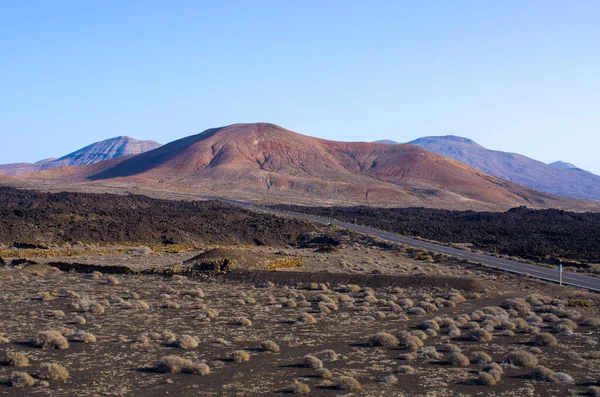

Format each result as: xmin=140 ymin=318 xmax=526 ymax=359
xmin=559 ymin=264 xmax=563 ymax=286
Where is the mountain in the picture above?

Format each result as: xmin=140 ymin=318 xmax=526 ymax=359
xmin=0 ymin=136 xmax=161 ymax=176
xmin=409 ymin=135 xmax=600 ymax=202
xmin=549 ymin=161 xmax=586 ymax=171
xmin=373 ymin=139 xmax=398 ymax=145
xmin=40 ymin=122 xmax=584 ymax=210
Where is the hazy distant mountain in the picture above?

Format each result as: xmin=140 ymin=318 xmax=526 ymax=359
xmin=549 ymin=161 xmax=585 ymax=171
xmin=0 ymin=136 xmax=161 ymax=176
xmin=373 ymin=139 xmax=398 ymax=145
xmin=408 ymin=135 xmax=600 ymax=201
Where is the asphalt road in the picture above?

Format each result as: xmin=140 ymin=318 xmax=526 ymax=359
xmin=203 ymin=196 xmax=600 ymax=292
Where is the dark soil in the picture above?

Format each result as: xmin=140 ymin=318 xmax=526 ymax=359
xmin=271 ymin=205 xmax=600 ymax=264
xmin=0 ymin=187 xmax=316 ymax=246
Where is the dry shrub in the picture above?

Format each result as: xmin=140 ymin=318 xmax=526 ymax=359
xmin=553 ymin=372 xmax=574 ymax=384
xmin=39 ymin=291 xmax=54 ymax=302
xmin=107 ymin=276 xmax=119 ymax=285
xmin=88 ymin=302 xmax=105 ymax=314
xmin=534 ymin=332 xmax=558 ymax=347
xmin=291 ymin=380 xmax=311 ymax=394
xmin=588 ymin=386 xmax=600 ymax=396
xmin=470 ymin=351 xmax=492 ymax=364
xmin=369 ymin=332 xmax=399 ymax=348
xmin=530 ymin=365 xmax=555 ymax=381
xmin=231 ymin=350 xmax=251 ymax=363
xmin=37 ymin=363 xmax=69 ymax=381
xmin=161 ymin=300 xmax=181 ymax=309
xmin=397 ymin=365 xmax=416 ymax=374
xmin=296 ymin=313 xmax=317 ymax=325
xmin=173 ymin=335 xmax=198 ymax=349
xmin=31 ymin=331 xmax=69 ymax=349
xmin=260 ymin=340 xmax=280 ymax=353
xmin=470 ymin=329 xmax=493 ymax=342
xmin=75 ymin=330 xmax=96 ymax=343
xmin=155 ymin=355 xmax=210 ymax=375
xmin=379 ymin=374 xmax=398 ymax=384
xmin=483 ymin=362 xmax=504 ymax=382
xmin=10 ymin=371 xmax=35 ymax=388
xmin=233 ymin=317 xmax=253 ymax=327
xmin=334 ymin=376 xmax=362 ymax=392
xmin=448 ymin=352 xmax=470 ymax=367
xmin=316 ymin=368 xmax=333 ymax=379
xmin=304 ymin=355 xmax=323 ymax=369
xmin=505 ymin=350 xmax=538 ymax=367
xmin=131 ymin=300 xmax=150 ymax=310
xmin=477 ymin=372 xmax=497 ymax=386
xmin=7 ymin=352 xmax=29 ymax=367
xmin=72 ymin=315 xmax=86 ymax=325
xmin=316 ymin=349 xmax=338 ymax=362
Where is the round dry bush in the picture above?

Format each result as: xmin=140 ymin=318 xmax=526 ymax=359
xmin=7 ymin=352 xmax=29 ymax=367
xmin=37 ymin=363 xmax=69 ymax=382
xmin=107 ymin=276 xmax=119 ymax=285
xmin=161 ymin=300 xmax=181 ymax=309
xmin=530 ymin=365 xmax=555 ymax=381
xmin=233 ymin=317 xmax=253 ymax=327
xmin=369 ymin=332 xmax=399 ymax=348
xmin=411 ymin=330 xmax=428 ymax=341
xmin=499 ymin=330 xmax=515 ymax=337
xmin=448 ymin=352 xmax=470 ymax=367
xmin=0 ymin=335 xmax=9 ymax=344
xmin=72 ymin=315 xmax=87 ymax=325
xmin=334 ymin=376 xmax=362 ymax=392
xmin=283 ymin=300 xmax=297 ymax=308
xmin=470 ymin=351 xmax=492 ymax=364
xmin=260 ymin=340 xmax=280 ymax=353
xmin=234 ymin=298 xmax=246 ymax=306
xmin=581 ymin=318 xmax=600 ymax=328
xmin=477 ymin=371 xmax=498 ymax=386
xmin=304 ymin=354 xmax=323 ymax=369
xmin=231 ymin=350 xmax=251 ymax=363
xmin=296 ymin=313 xmax=317 ymax=325
xmin=418 ymin=346 xmax=442 ymax=360
xmin=588 ymin=386 xmax=600 ymax=396
xmin=534 ymin=332 xmax=558 ymax=347
xmin=316 ymin=368 xmax=333 ymax=379
xmin=470 ymin=328 xmax=493 ymax=343
xmin=553 ymin=372 xmax=574 ymax=384
xmin=421 ymin=319 xmax=441 ymax=332
xmin=173 ymin=335 xmax=198 ymax=349
xmin=408 ymin=307 xmax=427 ymax=316
xmin=155 ymin=355 xmax=210 ymax=375
xmin=75 ymin=331 xmax=96 ymax=343
xmin=316 ymin=349 xmax=338 ymax=362
xmin=379 ymin=373 xmax=398 ymax=384
xmin=88 ymin=302 xmax=105 ymax=314
xmin=441 ymin=343 xmax=461 ymax=353
xmin=505 ymin=351 xmax=538 ymax=367
xmin=39 ymin=291 xmax=54 ymax=302
xmin=291 ymin=380 xmax=311 ymax=394
xmin=397 ymin=365 xmax=416 ymax=374
xmin=31 ymin=331 xmax=69 ymax=350
xmin=10 ymin=371 xmax=35 ymax=388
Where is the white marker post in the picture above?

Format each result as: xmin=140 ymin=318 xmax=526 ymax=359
xmin=559 ymin=264 xmax=563 ymax=286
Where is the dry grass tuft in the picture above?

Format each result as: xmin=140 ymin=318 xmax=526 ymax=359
xmin=7 ymin=352 xmax=30 ymax=367
xmin=397 ymin=365 xmax=416 ymax=374
xmin=304 ymin=354 xmax=323 ymax=369
xmin=368 ymin=332 xmax=399 ymax=348
xmin=37 ymin=363 xmax=69 ymax=382
xmin=155 ymin=355 xmax=210 ymax=375
xmin=448 ymin=352 xmax=470 ymax=367
xmin=231 ymin=350 xmax=251 ymax=363
xmin=530 ymin=365 xmax=555 ymax=381
xmin=504 ymin=350 xmax=538 ymax=367
xmin=31 ymin=330 xmax=69 ymax=349
xmin=534 ymin=332 xmax=558 ymax=347
xmin=334 ymin=376 xmax=362 ymax=392
xmin=291 ymin=379 xmax=311 ymax=394
xmin=172 ymin=334 xmax=199 ymax=349
xmin=260 ymin=340 xmax=280 ymax=353
xmin=10 ymin=371 xmax=35 ymax=388
xmin=295 ymin=312 xmax=317 ymax=325
xmin=107 ymin=276 xmax=120 ymax=285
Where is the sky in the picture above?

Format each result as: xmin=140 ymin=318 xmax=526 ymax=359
xmin=1 ymin=1 xmax=599 ymax=173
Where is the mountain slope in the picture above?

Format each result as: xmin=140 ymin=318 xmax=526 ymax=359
xmin=74 ymin=123 xmax=588 ymax=210
xmin=0 ymin=137 xmax=161 ymax=176
xmin=409 ymin=136 xmax=600 ymax=201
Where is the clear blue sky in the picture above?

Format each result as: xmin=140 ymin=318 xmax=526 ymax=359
xmin=1 ymin=1 xmax=599 ymax=173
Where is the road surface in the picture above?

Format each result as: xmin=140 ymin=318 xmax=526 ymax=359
xmin=203 ymin=196 xmax=600 ymax=292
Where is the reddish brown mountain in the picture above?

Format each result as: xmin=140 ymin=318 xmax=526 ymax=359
xmin=66 ymin=123 xmax=588 ymax=210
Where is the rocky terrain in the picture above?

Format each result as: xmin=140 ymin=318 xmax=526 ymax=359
xmin=272 ymin=204 xmax=600 ymax=267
